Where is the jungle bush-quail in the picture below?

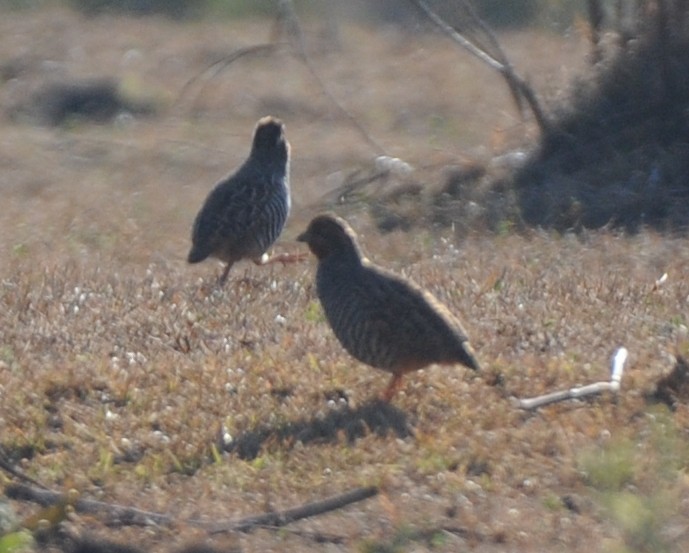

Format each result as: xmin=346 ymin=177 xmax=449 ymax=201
xmin=187 ymin=116 xmax=296 ymax=284
xmin=297 ymin=214 xmax=481 ymax=401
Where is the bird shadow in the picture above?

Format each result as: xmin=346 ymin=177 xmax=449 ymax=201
xmin=224 ymin=398 xmax=413 ymax=460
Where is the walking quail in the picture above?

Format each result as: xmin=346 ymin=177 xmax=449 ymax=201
xmin=187 ymin=116 xmax=297 ymax=285
xmin=297 ymin=214 xmax=481 ymax=401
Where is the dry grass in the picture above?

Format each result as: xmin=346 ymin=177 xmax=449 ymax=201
xmin=1 ymin=6 xmax=689 ymax=553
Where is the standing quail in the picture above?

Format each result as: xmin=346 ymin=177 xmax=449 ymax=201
xmin=187 ymin=116 xmax=297 ymax=285
xmin=297 ymin=214 xmax=481 ymax=401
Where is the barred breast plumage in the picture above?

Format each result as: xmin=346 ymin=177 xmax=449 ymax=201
xmin=297 ymin=214 xmax=480 ymax=401
xmin=187 ymin=116 xmax=291 ymax=285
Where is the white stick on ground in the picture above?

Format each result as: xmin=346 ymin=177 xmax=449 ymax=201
xmin=513 ymin=347 xmax=628 ymax=410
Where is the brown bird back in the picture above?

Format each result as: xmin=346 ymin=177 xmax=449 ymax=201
xmin=298 ymin=214 xmax=480 ymax=379
xmin=187 ymin=116 xmax=291 ymax=276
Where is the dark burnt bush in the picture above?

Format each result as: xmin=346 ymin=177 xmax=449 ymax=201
xmin=514 ymin=4 xmax=689 ymax=232
xmin=67 ymin=0 xmax=206 ymax=19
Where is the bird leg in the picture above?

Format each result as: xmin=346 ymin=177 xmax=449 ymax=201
xmin=253 ymin=251 xmax=309 ymax=266
xmin=218 ymin=262 xmax=234 ymax=286
xmin=380 ymin=373 xmax=404 ymax=402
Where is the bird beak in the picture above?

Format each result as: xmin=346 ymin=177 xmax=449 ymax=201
xmin=296 ymin=230 xmax=309 ymax=243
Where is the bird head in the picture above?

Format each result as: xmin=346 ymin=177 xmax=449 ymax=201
xmin=251 ymin=116 xmax=288 ymax=159
xmin=297 ymin=214 xmax=363 ymax=261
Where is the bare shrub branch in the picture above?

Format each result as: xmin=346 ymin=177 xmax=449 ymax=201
xmin=177 ymin=0 xmax=386 ymax=155
xmin=408 ymin=0 xmax=551 ymax=135
xmin=176 ymin=43 xmax=280 ymax=107
xmin=276 ymin=0 xmax=386 ymax=154
xmin=587 ymin=0 xmax=604 ymax=63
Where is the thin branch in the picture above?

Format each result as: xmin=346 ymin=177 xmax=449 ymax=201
xmin=0 ymin=448 xmax=50 ymax=490
xmin=177 ymin=1 xmax=385 ymax=155
xmin=5 ymin=482 xmax=378 ymax=533
xmin=408 ymin=0 xmax=551 ymax=135
xmin=410 ymin=0 xmax=503 ymax=70
xmin=175 ymin=43 xmax=280 ymax=107
xmin=6 ymin=484 xmax=174 ymax=526
xmin=587 ymin=0 xmax=605 ymax=64
xmin=277 ymin=0 xmax=386 ymax=154
xmin=460 ymin=0 xmax=525 ymax=115
xmin=208 ymin=485 xmax=379 ymax=534
xmin=317 ymin=168 xmax=390 ymax=208
xmin=513 ymin=347 xmax=628 ymax=410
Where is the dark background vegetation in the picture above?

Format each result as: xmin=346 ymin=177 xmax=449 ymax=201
xmin=0 ymin=0 xmax=582 ymax=28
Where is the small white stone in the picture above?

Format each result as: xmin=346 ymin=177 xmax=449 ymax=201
xmin=464 ymin=480 xmax=482 ymax=493
xmin=152 ymin=430 xmax=170 ymax=444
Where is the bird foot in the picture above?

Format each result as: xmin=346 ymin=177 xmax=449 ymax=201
xmin=254 ymin=251 xmax=309 ymax=266
xmin=379 ymin=374 xmax=404 ymax=402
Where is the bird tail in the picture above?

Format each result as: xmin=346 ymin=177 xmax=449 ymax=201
xmin=460 ymin=341 xmax=481 ymax=371
xmin=187 ymin=246 xmax=207 ymax=264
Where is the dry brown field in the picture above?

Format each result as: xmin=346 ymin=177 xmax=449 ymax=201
xmin=1 ymin=6 xmax=689 ymax=553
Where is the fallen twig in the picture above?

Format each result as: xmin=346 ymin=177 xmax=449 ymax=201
xmin=208 ymin=485 xmax=378 ymax=534
xmin=6 ymin=484 xmax=173 ymax=526
xmin=5 ymin=482 xmax=378 ymax=533
xmin=513 ymin=347 xmax=628 ymax=410
xmin=0 ymin=448 xmax=50 ymax=490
